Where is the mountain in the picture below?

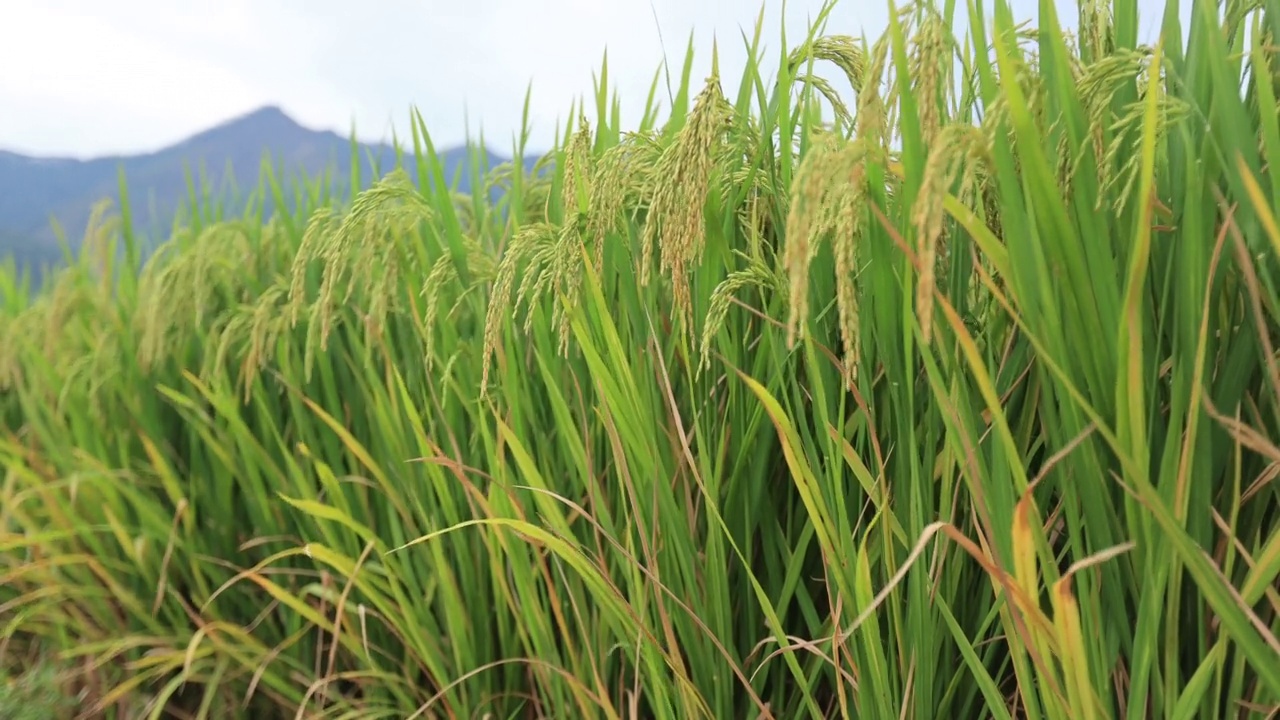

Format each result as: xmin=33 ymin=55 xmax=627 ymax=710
xmin=0 ymin=105 xmax=540 ymax=280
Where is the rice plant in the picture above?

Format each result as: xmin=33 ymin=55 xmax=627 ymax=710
xmin=2 ymin=0 xmax=1278 ymax=716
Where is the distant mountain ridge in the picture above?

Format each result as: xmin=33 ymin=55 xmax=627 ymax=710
xmin=0 ymin=105 xmax=538 ymax=277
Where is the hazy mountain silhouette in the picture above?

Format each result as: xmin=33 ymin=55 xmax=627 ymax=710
xmin=0 ymin=105 xmax=539 ymax=280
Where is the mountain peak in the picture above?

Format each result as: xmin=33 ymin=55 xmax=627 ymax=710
xmin=246 ymin=104 xmax=290 ymax=118
xmin=1 ymin=103 xmax=540 ymax=281
xmin=152 ymin=105 xmax=320 ymax=157
xmin=184 ymin=105 xmax=308 ymax=145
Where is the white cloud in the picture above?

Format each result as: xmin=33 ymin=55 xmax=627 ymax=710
xmin=0 ymin=0 xmax=1174 ymax=158
xmin=0 ymin=1 xmax=271 ymax=155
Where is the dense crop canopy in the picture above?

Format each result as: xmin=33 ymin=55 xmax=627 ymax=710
xmin=2 ymin=0 xmax=1278 ymax=717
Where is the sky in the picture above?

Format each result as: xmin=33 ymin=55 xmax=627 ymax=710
xmin=1 ymin=0 xmax=1172 ymax=159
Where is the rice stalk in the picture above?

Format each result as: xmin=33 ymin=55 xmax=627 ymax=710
xmin=640 ymin=61 xmax=738 ymax=333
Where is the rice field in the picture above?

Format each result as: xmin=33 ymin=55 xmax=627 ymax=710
xmin=2 ymin=0 xmax=1279 ymax=717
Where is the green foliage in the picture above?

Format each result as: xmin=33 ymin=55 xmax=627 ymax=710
xmin=2 ymin=0 xmax=1279 ymax=717
xmin=0 ymin=660 xmax=77 ymax=720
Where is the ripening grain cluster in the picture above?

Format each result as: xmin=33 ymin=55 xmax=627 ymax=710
xmin=2 ymin=0 xmax=1278 ymax=717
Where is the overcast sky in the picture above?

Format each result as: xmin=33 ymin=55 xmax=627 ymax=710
xmin=2 ymin=0 xmax=1172 ymax=159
